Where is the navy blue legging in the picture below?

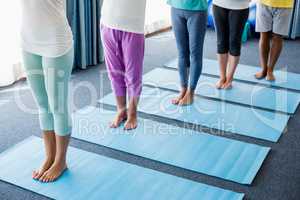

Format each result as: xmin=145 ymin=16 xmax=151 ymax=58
xmin=171 ymin=7 xmax=207 ymax=90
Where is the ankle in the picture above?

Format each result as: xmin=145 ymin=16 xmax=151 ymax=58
xmin=45 ymin=156 xmax=55 ymax=162
xmin=226 ymin=75 xmax=234 ymax=82
xmin=267 ymin=68 xmax=274 ymax=74
xmin=53 ymin=157 xmax=67 ymax=165
xmin=220 ymin=77 xmax=226 ymax=81
xmin=117 ymin=108 xmax=127 ymax=114
xmin=180 ymin=88 xmax=187 ymax=94
xmin=128 ymin=110 xmax=137 ymax=118
xmin=187 ymin=89 xmax=194 ymax=97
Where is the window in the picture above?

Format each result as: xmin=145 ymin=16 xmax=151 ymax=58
xmin=0 ymin=1 xmax=25 ymax=87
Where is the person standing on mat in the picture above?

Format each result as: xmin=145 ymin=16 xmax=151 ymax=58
xmin=213 ymin=0 xmax=250 ymax=89
xmin=20 ymin=0 xmax=74 ymax=182
xmin=255 ymin=0 xmax=294 ymax=81
xmin=167 ymin=0 xmax=208 ymax=105
xmin=100 ymin=0 xmax=146 ymax=130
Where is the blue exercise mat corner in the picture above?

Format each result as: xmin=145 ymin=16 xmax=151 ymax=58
xmin=0 ymin=136 xmax=244 ymax=200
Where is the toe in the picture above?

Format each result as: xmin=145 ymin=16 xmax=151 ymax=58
xmin=178 ymin=101 xmax=185 ymax=106
xmin=266 ymin=74 xmax=275 ymax=81
xmin=46 ymin=174 xmax=53 ymax=182
xmin=254 ymin=73 xmax=261 ymax=79
xmin=178 ymin=99 xmax=185 ymax=106
xmin=38 ymin=174 xmax=44 ymax=182
xmin=255 ymin=72 xmax=267 ymax=79
xmin=124 ymin=124 xmax=130 ymax=130
xmin=40 ymin=173 xmax=47 ymax=182
xmin=35 ymin=172 xmax=44 ymax=180
xmin=130 ymin=122 xmax=137 ymax=130
xmin=179 ymin=98 xmax=192 ymax=106
xmin=48 ymin=176 xmax=54 ymax=182
xmin=32 ymin=171 xmax=38 ymax=179
xmin=110 ymin=121 xmax=118 ymax=128
xmin=52 ymin=175 xmax=58 ymax=182
xmin=133 ymin=124 xmax=137 ymax=129
xmin=178 ymin=100 xmax=183 ymax=106
xmin=171 ymin=98 xmax=179 ymax=105
xmin=216 ymin=80 xmax=225 ymax=89
xmin=42 ymin=177 xmax=47 ymax=183
xmin=124 ymin=122 xmax=136 ymax=130
xmin=225 ymin=83 xmax=232 ymax=89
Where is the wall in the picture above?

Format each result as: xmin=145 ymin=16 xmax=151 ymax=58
xmin=0 ymin=0 xmax=25 ymax=87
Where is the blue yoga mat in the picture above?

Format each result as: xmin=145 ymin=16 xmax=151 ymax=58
xmin=165 ymin=58 xmax=300 ymax=91
xmin=143 ymin=68 xmax=300 ymax=114
xmin=73 ymin=107 xmax=270 ymax=185
xmin=0 ymin=136 xmax=244 ymax=200
xmin=99 ymin=87 xmax=289 ymax=142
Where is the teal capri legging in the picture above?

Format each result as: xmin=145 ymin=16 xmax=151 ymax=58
xmin=22 ymin=49 xmax=74 ymax=136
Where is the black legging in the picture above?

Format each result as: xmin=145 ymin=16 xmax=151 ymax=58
xmin=213 ymin=4 xmax=249 ymax=56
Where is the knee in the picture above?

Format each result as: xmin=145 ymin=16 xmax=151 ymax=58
xmin=125 ymin=72 xmax=142 ymax=87
xmin=260 ymin=32 xmax=272 ymax=42
xmin=108 ymin=67 xmax=125 ymax=78
xmin=229 ymin=40 xmax=242 ymax=57
xmin=217 ymin=40 xmax=229 ymax=54
xmin=190 ymin=51 xmax=203 ymax=67
xmin=178 ymin=52 xmax=190 ymax=67
xmin=36 ymin=98 xmax=50 ymax=114
xmin=178 ymin=50 xmax=189 ymax=60
xmin=108 ymin=71 xmax=126 ymax=86
xmin=125 ymin=76 xmax=142 ymax=97
xmin=272 ymin=33 xmax=283 ymax=43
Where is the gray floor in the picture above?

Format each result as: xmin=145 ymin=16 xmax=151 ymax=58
xmin=0 ymin=30 xmax=300 ymax=200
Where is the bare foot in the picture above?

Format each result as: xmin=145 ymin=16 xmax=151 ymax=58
xmin=223 ymin=80 xmax=233 ymax=89
xmin=216 ymin=78 xmax=226 ymax=89
xmin=110 ymin=110 xmax=127 ymax=128
xmin=124 ymin=112 xmax=137 ymax=130
xmin=39 ymin=161 xmax=67 ymax=183
xmin=178 ymin=90 xmax=194 ymax=106
xmin=171 ymin=88 xmax=187 ymax=105
xmin=255 ymin=70 xmax=267 ymax=79
xmin=266 ymin=69 xmax=275 ymax=81
xmin=32 ymin=158 xmax=54 ymax=180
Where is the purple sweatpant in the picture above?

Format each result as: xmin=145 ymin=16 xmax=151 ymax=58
xmin=101 ymin=25 xmax=145 ymax=97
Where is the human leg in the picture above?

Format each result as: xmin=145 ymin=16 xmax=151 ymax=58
xmin=122 ymin=32 xmax=145 ymax=130
xmin=171 ymin=7 xmax=190 ymax=104
xmin=267 ymin=33 xmax=283 ymax=81
xmin=255 ymin=4 xmax=273 ymax=79
xmin=266 ymin=8 xmax=292 ymax=81
xmin=101 ymin=25 xmax=127 ymax=127
xmin=179 ymin=9 xmax=207 ymax=105
xmin=39 ymin=49 xmax=74 ymax=182
xmin=224 ymin=8 xmax=249 ymax=89
xmin=213 ymin=5 xmax=230 ymax=88
xmin=22 ymin=51 xmax=56 ymax=180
